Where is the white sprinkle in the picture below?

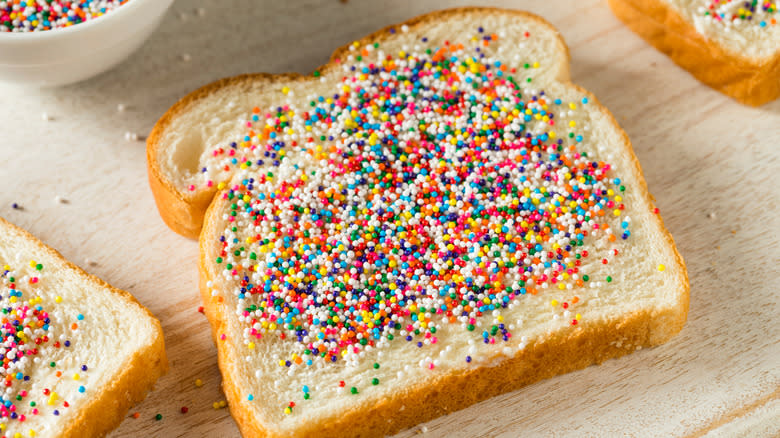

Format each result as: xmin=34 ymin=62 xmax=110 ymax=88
xmin=54 ymin=196 xmax=67 ymax=204
xmin=180 ymin=53 xmax=192 ymax=62
xmin=41 ymin=112 xmax=51 ymax=121
xmin=117 ymin=103 xmax=126 ymax=112
xmin=124 ymin=131 xmax=138 ymax=141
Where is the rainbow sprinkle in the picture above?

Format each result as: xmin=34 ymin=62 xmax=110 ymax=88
xmin=0 ymin=0 xmax=131 ymax=33
xmin=205 ymin=25 xmax=643 ymax=415
xmin=0 ymin=262 xmax=89 ymax=436
xmin=701 ymin=0 xmax=778 ymax=27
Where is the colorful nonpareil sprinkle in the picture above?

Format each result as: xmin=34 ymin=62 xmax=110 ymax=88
xmin=0 ymin=262 xmax=90 ymax=436
xmin=701 ymin=0 xmax=778 ymax=27
xmin=0 ymin=0 xmax=131 ymax=33
xmin=201 ymin=25 xmax=661 ymax=416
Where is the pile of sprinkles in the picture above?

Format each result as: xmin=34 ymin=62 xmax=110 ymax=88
xmin=207 ymin=25 xmax=639 ymax=414
xmin=0 ymin=261 xmax=89 ymax=437
xmin=700 ymin=0 xmax=778 ymax=27
xmin=0 ymin=0 xmax=130 ymax=33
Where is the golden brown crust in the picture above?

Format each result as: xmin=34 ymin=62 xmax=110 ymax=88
xmin=608 ymin=0 xmax=780 ymax=106
xmin=146 ymin=7 xmax=570 ymax=239
xmin=184 ymin=8 xmax=689 ymax=438
xmin=146 ymin=73 xmax=302 ymax=239
xmin=0 ymin=216 xmax=168 ymax=438
xmin=199 ymin=208 xmax=687 ymax=438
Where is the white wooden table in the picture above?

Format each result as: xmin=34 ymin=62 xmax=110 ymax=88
xmin=0 ymin=0 xmax=778 ymax=436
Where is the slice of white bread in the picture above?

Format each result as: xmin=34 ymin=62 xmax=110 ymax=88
xmin=0 ymin=217 xmax=167 ymax=438
xmin=608 ymin=0 xmax=780 ymax=106
xmin=147 ymin=8 xmax=689 ymax=437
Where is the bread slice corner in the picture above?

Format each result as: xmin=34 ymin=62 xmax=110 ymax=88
xmin=608 ymin=0 xmax=780 ymax=106
xmin=0 ymin=216 xmax=167 ymax=437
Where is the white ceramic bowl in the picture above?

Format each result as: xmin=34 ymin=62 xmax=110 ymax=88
xmin=0 ymin=0 xmax=174 ymax=87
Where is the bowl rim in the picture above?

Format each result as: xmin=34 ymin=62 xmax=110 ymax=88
xmin=0 ymin=0 xmax=161 ymax=41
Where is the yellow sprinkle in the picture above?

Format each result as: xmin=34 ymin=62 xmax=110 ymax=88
xmin=73 ymin=373 xmax=80 ymax=381
xmin=212 ymin=402 xmax=220 ymax=409
xmin=219 ymin=401 xmax=226 ymax=408
xmin=195 ymin=379 xmax=204 ymax=387
xmin=284 ymin=406 xmax=292 ymax=414
xmin=658 ymin=264 xmax=666 ymax=272
xmin=281 ymin=86 xmax=290 ymax=95
xmin=613 ymin=209 xmax=621 ymax=216
xmin=248 ymin=342 xmax=255 ymax=349
xmin=48 ymin=392 xmax=58 ymax=405
xmin=575 ymin=313 xmax=582 ymax=320
xmin=550 ymin=300 xmax=558 ymax=307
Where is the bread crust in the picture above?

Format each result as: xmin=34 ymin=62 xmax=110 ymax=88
xmin=182 ymin=7 xmax=690 ymax=437
xmin=198 ymin=196 xmax=689 ymax=438
xmin=146 ymin=7 xmax=570 ymax=239
xmin=0 ymin=217 xmax=168 ymax=438
xmin=608 ymin=0 xmax=780 ymax=106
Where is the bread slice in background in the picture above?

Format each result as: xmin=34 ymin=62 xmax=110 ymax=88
xmin=0 ymin=217 xmax=167 ymax=437
xmin=147 ymin=7 xmax=689 ymax=437
xmin=608 ymin=0 xmax=780 ymax=106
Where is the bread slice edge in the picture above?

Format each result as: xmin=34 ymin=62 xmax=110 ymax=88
xmin=0 ymin=217 xmax=168 ymax=438
xmin=146 ymin=7 xmax=571 ymax=239
xmin=608 ymin=0 xmax=780 ymax=106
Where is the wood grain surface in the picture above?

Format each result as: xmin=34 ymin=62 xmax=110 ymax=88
xmin=0 ymin=1 xmax=777 ymax=437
